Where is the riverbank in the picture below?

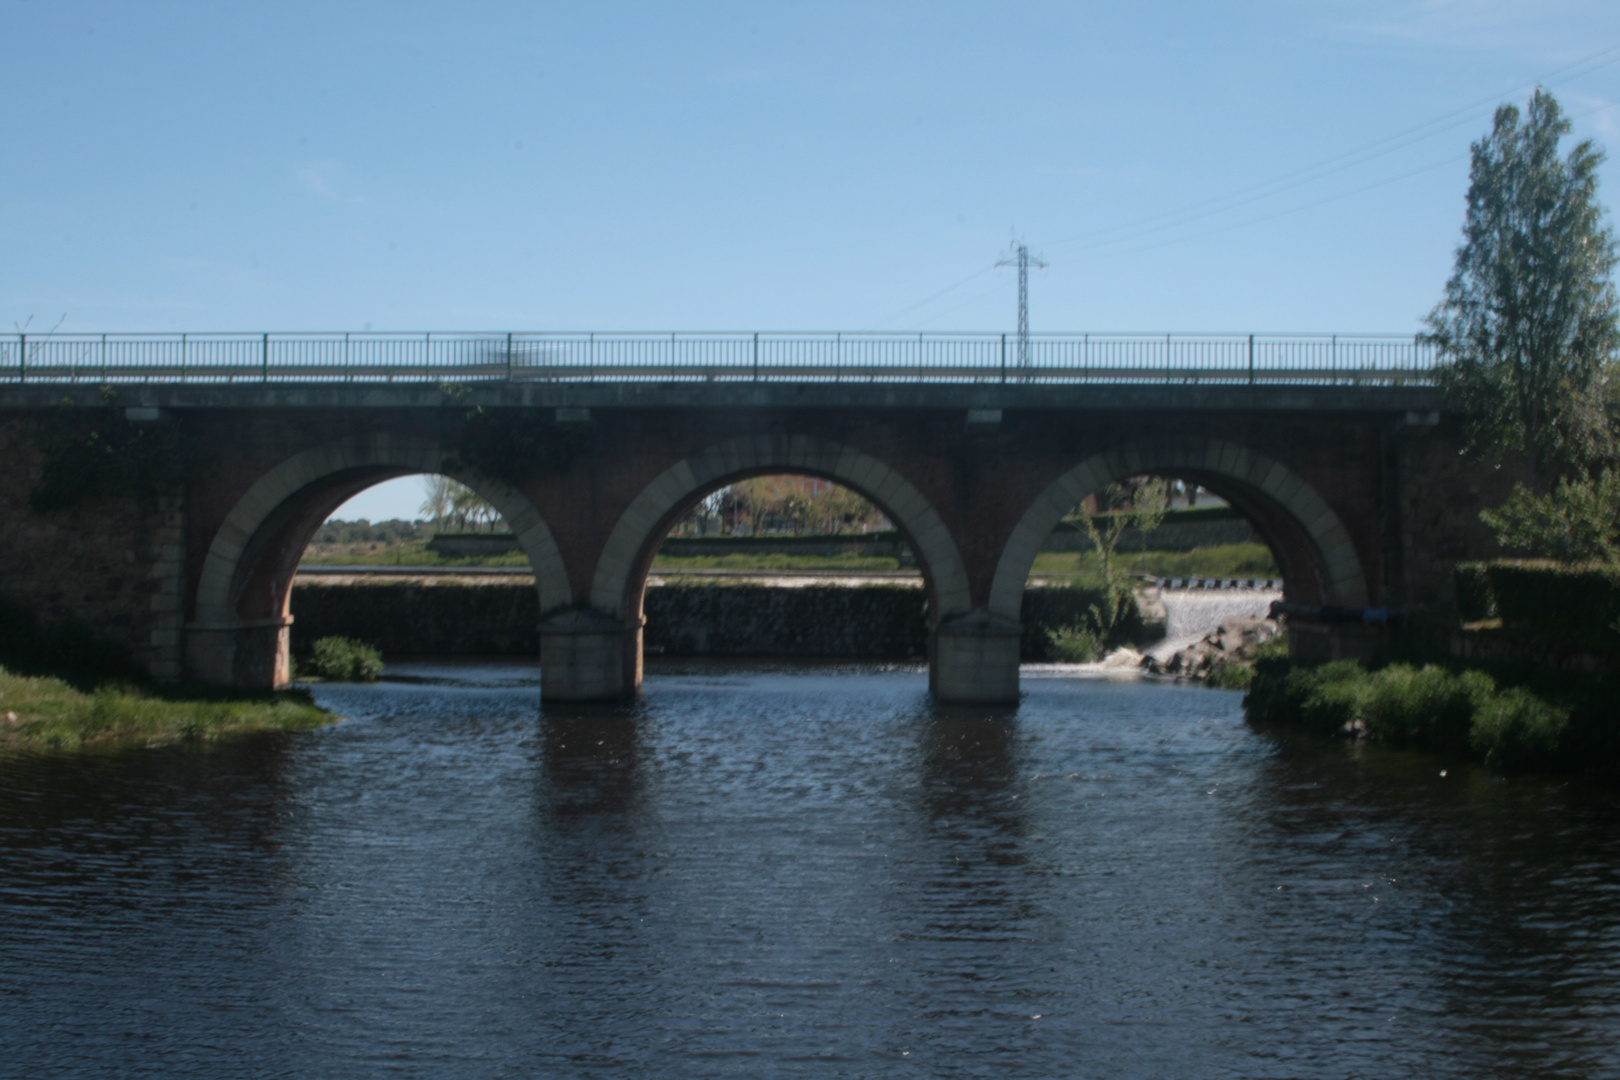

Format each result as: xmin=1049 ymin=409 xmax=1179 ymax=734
xmin=0 ymin=664 xmax=332 ymax=752
xmin=1244 ymin=656 xmax=1620 ymax=776
xmin=0 ymin=599 xmax=336 ymax=751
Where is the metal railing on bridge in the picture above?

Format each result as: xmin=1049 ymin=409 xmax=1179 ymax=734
xmin=0 ymin=331 xmax=1437 ymax=385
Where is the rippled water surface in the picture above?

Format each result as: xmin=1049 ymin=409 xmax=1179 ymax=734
xmin=3 ymin=660 xmax=1619 ymax=1078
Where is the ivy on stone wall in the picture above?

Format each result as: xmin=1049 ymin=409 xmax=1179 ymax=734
xmin=439 ymin=407 xmax=593 ymax=487
xmin=29 ymin=392 xmax=192 ymax=512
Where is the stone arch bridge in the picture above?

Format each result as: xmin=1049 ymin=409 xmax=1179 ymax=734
xmin=0 ymin=377 xmax=1507 ymax=704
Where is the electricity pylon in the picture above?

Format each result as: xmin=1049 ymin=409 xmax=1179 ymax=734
xmin=996 ymin=241 xmax=1048 ymax=370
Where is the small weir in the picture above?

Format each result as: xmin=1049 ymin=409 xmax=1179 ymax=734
xmin=1149 ymin=586 xmax=1281 ymax=661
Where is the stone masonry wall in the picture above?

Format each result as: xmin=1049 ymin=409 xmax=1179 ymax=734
xmin=289 ymin=580 xmax=1146 ymax=661
xmin=1397 ymin=420 xmax=1529 ymax=609
xmin=0 ymin=413 xmax=187 ymax=680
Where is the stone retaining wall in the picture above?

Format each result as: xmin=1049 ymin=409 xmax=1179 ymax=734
xmin=289 ymin=580 xmax=1161 ymax=661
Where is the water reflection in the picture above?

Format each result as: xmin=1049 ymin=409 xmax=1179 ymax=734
xmin=0 ymin=661 xmax=1616 ymax=1078
xmin=915 ymin=706 xmax=1029 ymax=872
xmin=1235 ymin=723 xmax=1620 ymax=1073
xmin=540 ymin=707 xmax=644 ymax=818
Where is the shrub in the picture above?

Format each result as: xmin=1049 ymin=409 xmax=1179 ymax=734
xmin=1201 ymin=632 xmax=1289 ymax=691
xmin=1359 ymin=664 xmax=1494 ymax=754
xmin=1205 ymin=661 xmax=1254 ymax=690
xmin=1293 ymin=661 xmax=1370 ymax=734
xmin=308 ymin=637 xmax=384 ymax=682
xmin=1469 ymin=688 xmax=1569 ymax=771
xmin=1479 ymin=469 xmax=1620 ymax=564
xmin=1244 ymin=655 xmax=1614 ymax=774
xmin=1046 ymin=623 xmax=1102 ymax=662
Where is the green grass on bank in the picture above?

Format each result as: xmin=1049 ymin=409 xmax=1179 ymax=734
xmin=1245 ymin=657 xmax=1620 ymax=775
xmin=1052 ymin=503 xmax=1241 ymax=532
xmin=1031 ymin=543 xmax=1280 ymax=582
xmin=0 ymin=598 xmax=338 ymax=753
xmin=301 ymin=542 xmax=1280 ymax=579
xmin=301 ymin=540 xmax=531 ymax=568
xmin=0 ymin=665 xmax=333 ymax=752
xmin=651 ymin=552 xmax=903 ymax=573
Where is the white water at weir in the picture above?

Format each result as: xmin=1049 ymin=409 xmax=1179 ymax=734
xmin=1027 ymin=587 xmax=1281 ymax=678
xmin=1149 ymin=588 xmax=1281 ymax=660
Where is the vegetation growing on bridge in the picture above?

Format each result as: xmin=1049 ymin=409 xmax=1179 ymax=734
xmin=439 ymin=405 xmax=594 ymax=486
xmin=29 ymin=388 xmax=192 ymax=511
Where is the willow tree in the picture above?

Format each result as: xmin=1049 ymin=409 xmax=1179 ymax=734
xmin=1426 ymin=88 xmax=1620 ymax=490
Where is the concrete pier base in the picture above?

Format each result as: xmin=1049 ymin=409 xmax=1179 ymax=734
xmin=185 ymin=617 xmax=293 ymax=689
xmin=539 ymin=608 xmax=644 ymax=702
xmin=932 ymin=610 xmax=1022 ymax=705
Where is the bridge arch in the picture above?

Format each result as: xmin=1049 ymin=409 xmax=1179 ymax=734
xmin=591 ymin=435 xmax=970 ymax=619
xmin=187 ymin=432 xmax=566 ymax=688
xmin=542 ymin=435 xmax=971 ymax=701
xmin=988 ymin=437 xmax=1369 ymax=626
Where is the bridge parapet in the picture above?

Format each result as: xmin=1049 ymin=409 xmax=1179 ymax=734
xmin=1 ymin=331 xmax=1436 ymax=387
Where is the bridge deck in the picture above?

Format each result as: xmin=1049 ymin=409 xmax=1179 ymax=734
xmin=0 ymin=379 xmax=1443 ymax=412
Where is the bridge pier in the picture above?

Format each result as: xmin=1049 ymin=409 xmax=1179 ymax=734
xmin=185 ymin=617 xmax=293 ymax=690
xmin=538 ymin=609 xmax=644 ymax=702
xmin=931 ymin=611 xmax=1022 ymax=704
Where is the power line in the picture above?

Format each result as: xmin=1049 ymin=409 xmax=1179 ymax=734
xmin=1060 ymin=97 xmax=1620 ymax=266
xmin=925 ymin=279 xmax=1013 ymax=326
xmin=863 ymin=262 xmax=998 ymax=330
xmin=863 ymin=40 xmax=1620 ymax=332
xmin=1044 ymin=40 xmax=1620 ymax=257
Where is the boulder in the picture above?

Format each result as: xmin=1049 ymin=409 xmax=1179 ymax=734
xmin=1142 ymin=616 xmax=1278 ymax=680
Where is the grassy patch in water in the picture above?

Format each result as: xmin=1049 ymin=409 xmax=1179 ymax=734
xmin=1244 ymin=656 xmax=1620 ymax=775
xmin=0 ymin=665 xmax=333 ymax=753
xmin=0 ymin=599 xmax=337 ymax=752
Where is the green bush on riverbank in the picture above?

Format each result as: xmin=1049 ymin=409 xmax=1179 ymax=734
xmin=1244 ymin=657 xmax=1619 ymax=773
xmin=307 ymin=637 xmax=384 ymax=682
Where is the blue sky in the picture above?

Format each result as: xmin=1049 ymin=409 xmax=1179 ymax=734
xmin=6 ymin=1 xmax=1619 ymax=521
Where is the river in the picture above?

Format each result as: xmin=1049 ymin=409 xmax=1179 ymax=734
xmin=2 ymin=660 xmax=1618 ymax=1078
